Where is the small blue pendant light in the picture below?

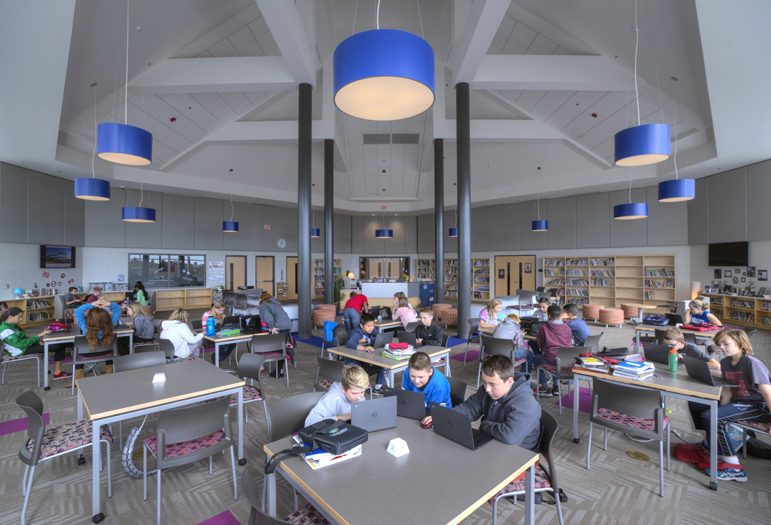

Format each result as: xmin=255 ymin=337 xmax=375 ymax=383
xmin=334 ymin=1 xmax=434 ymax=121
xmin=614 ymin=178 xmax=648 ymax=220
xmin=223 ymin=195 xmax=238 ymax=232
xmin=531 ymin=167 xmax=548 ymax=232
xmin=658 ymin=82 xmax=695 ymax=202
xmin=122 ymin=183 xmax=156 ymax=223
xmin=613 ymin=2 xmax=670 ymax=167
xmin=375 ymin=229 xmax=394 ymax=238
xmin=311 ymin=228 xmax=321 ymax=238
xmin=448 ymin=227 xmax=458 ymax=238
xmin=96 ymin=0 xmax=153 ymax=166
xmin=75 ymin=83 xmax=111 ymax=201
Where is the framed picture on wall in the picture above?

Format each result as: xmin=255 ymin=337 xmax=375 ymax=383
xmin=740 ymin=277 xmax=747 ymax=283
xmin=747 ymin=266 xmax=756 ymax=278
xmin=758 ymin=270 xmax=768 ymax=282
xmin=524 ymin=263 xmax=532 ymax=273
xmin=724 ymin=270 xmax=732 ymax=278
xmin=714 ymin=269 xmax=722 ymax=279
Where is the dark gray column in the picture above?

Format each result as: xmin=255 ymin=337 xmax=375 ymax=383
xmin=433 ymin=138 xmax=445 ymax=303
xmin=456 ymin=82 xmax=471 ymax=335
xmin=324 ymin=139 xmax=335 ymax=305
xmin=297 ymin=83 xmax=312 ymax=338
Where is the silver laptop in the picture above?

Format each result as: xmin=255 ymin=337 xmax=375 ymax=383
xmin=431 ymin=405 xmax=493 ymax=450
xmin=372 ymin=331 xmax=394 ymax=349
xmin=351 ymin=396 xmax=397 ymax=432
xmin=683 ymin=356 xmax=736 ymax=387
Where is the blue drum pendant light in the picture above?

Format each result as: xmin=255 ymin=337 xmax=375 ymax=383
xmin=614 ymin=1 xmax=670 ymax=167
xmin=75 ymin=83 xmax=111 ymax=201
xmin=614 ymin=178 xmax=648 ymax=220
xmin=531 ymin=167 xmax=549 ymax=232
xmin=122 ymin=183 xmax=156 ymax=223
xmin=375 ymin=229 xmax=394 ymax=238
xmin=333 ymin=1 xmax=434 ymax=121
xmin=448 ymin=227 xmax=458 ymax=238
xmin=223 ymin=194 xmax=239 ymax=232
xmin=310 ymin=228 xmax=321 ymax=238
xmin=658 ymin=81 xmax=695 ymax=202
xmin=96 ymin=0 xmax=152 ymax=166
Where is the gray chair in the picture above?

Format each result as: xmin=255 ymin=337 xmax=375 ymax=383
xmin=448 ymin=376 xmax=467 ymax=407
xmin=242 ymin=470 xmax=328 ymax=525
xmin=654 ymin=329 xmax=668 ymax=345
xmin=143 ymin=396 xmax=236 ymax=524
xmin=321 ymin=323 xmax=347 ymax=358
xmin=16 ymin=391 xmax=112 ymax=525
xmin=429 ymin=333 xmax=452 ymax=376
xmin=114 ymin=351 xmax=165 ymax=372
xmin=249 ymin=334 xmax=289 ymax=387
xmin=583 ymin=332 xmax=603 ymax=354
xmin=404 ymin=321 xmax=421 ymax=332
xmin=0 ymin=348 xmax=40 ymax=388
xmin=535 ymin=346 xmax=591 ymax=415
xmin=586 ymin=379 xmax=670 ymax=497
xmin=71 ymin=335 xmax=117 ymax=394
xmin=477 ymin=335 xmax=515 ymax=388
xmin=314 ymin=356 xmax=344 ymax=392
xmin=464 ymin=317 xmax=481 ymax=365
xmin=229 ymin=353 xmax=266 ymax=425
xmin=159 ymin=339 xmax=177 ymax=362
xmin=492 ymin=411 xmax=564 ymax=525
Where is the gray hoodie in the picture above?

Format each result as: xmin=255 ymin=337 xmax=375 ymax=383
xmin=454 ymin=376 xmax=541 ymax=449
xmin=260 ymin=298 xmax=292 ymax=331
xmin=305 ymin=383 xmax=362 ymax=426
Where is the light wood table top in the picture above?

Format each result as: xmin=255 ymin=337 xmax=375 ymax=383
xmin=327 ymin=345 xmax=449 ymax=370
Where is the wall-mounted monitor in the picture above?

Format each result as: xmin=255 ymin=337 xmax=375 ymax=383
xmin=40 ymin=245 xmax=76 ymax=268
xmin=708 ymin=241 xmax=748 ymax=267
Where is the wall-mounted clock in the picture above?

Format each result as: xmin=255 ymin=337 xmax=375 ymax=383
xmin=276 ymin=238 xmax=286 ymax=249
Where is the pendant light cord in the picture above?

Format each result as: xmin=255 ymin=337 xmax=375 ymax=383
xmin=633 ymin=0 xmax=641 ymax=126
xmin=229 ymin=195 xmax=234 ymax=221
xmin=138 ymin=183 xmax=144 ymax=207
xmin=416 ymin=0 xmax=424 ymax=38
xmin=91 ymin=85 xmax=97 ymax=179
xmin=376 ymin=0 xmax=381 ymax=29
xmin=672 ymin=80 xmax=679 ymax=180
xmin=352 ymin=0 xmax=358 ymax=34
xmin=124 ymin=0 xmax=130 ymax=125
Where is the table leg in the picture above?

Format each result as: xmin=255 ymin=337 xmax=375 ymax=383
xmin=77 ymin=392 xmax=84 ymax=420
xmin=709 ymin=399 xmax=718 ymax=491
xmin=524 ymin=463 xmax=535 ymax=525
xmin=91 ymin=421 xmax=104 ymax=523
xmin=635 ymin=307 xmax=644 ymax=324
xmin=215 ymin=342 xmax=220 ymax=368
xmin=635 ymin=330 xmax=641 ymax=349
xmin=128 ymin=333 xmax=134 ymax=354
xmin=386 ymin=369 xmax=394 ymax=388
xmin=444 ymin=352 xmax=450 ymax=378
xmin=237 ymin=388 xmax=246 ymax=466
xmin=265 ymin=471 xmax=277 ymax=517
xmin=572 ymin=377 xmax=581 ymax=444
xmin=43 ymin=340 xmax=50 ymax=390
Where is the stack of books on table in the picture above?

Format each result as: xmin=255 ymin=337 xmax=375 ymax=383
xmin=381 ymin=345 xmax=415 ymax=360
xmin=573 ymin=356 xmax=610 ymax=374
xmin=304 ymin=444 xmax=363 ymax=470
xmin=612 ymin=360 xmax=655 ymax=380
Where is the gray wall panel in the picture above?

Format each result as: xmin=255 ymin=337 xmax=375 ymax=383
xmin=272 ymin=206 xmax=298 ymax=252
xmin=416 ymin=213 xmax=435 ymax=254
xmin=609 ymin=189 xmax=647 ymax=247
xmin=125 ymin=190 xmax=163 ymax=248
xmin=545 ymin=196 xmax=577 ymax=249
xmin=0 ymin=164 xmax=29 ymax=242
xmin=350 ymin=216 xmax=364 ymax=254
xmin=161 ymin=195 xmax=195 ymax=249
xmin=687 ymin=178 xmax=709 ymax=245
xmin=576 ymin=192 xmax=610 ymax=248
xmin=64 ymin=181 xmax=85 ymax=246
xmin=747 ymin=160 xmax=771 ymax=241
xmin=646 ymin=186 xmax=688 ymax=246
xmin=333 ymin=213 xmax=352 ymax=254
xmin=194 ymin=197 xmax=224 ymax=250
xmin=27 ymin=170 xmax=65 ymax=244
xmin=471 ymin=206 xmax=496 ymax=252
xmin=519 ymin=200 xmax=547 ymax=250
xmin=84 ymin=189 xmax=125 ymax=247
xmin=250 ymin=204 xmax=275 ymax=251
xmin=403 ymin=215 xmax=417 ymax=253
xmin=222 ymin=201 xmax=251 ymax=251
xmin=708 ymin=168 xmax=747 ymax=243
xmin=494 ymin=204 xmax=520 ymax=251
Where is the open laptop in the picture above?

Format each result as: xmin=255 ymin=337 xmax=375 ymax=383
xmin=372 ymin=331 xmax=394 ymax=349
xmin=528 ymin=321 xmax=546 ymax=337
xmin=399 ymin=330 xmax=417 ymax=347
xmin=666 ymin=313 xmax=684 ymax=326
xmin=683 ymin=356 xmax=736 ymax=387
xmin=221 ymin=315 xmax=241 ymax=329
xmin=396 ymin=389 xmax=429 ymax=420
xmin=351 ymin=396 xmax=397 ymax=432
xmin=643 ymin=343 xmax=671 ymax=365
xmin=240 ymin=315 xmax=262 ymax=333
xmin=431 ymin=405 xmax=493 ymax=450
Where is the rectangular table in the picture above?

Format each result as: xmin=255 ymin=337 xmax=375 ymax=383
xmin=571 ymin=363 xmax=722 ymax=490
xmin=263 ymin=417 xmax=540 ymax=525
xmin=327 ymin=345 xmax=451 ymax=387
xmin=76 ymin=359 xmax=245 ymax=522
xmin=634 ymin=324 xmax=717 ymax=347
xmin=374 ymin=320 xmax=403 ymax=332
xmin=203 ymin=331 xmax=266 ymax=368
xmin=38 ymin=326 xmax=134 ymax=390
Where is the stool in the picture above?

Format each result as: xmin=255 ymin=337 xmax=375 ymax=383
xmin=582 ymin=304 xmax=601 ymax=321
xmin=599 ymin=308 xmax=624 ymax=328
xmin=620 ymin=304 xmax=639 ymax=319
xmin=432 ymin=303 xmax=453 ymax=324
xmin=442 ymin=308 xmax=458 ymax=328
xmin=312 ymin=304 xmax=337 ymax=328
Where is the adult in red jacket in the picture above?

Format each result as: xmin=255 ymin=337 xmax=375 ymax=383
xmin=533 ymin=304 xmax=573 ymax=397
xmin=343 ymin=291 xmax=369 ymax=332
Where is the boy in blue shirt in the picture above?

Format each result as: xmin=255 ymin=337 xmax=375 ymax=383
xmin=563 ymin=303 xmax=590 ymax=347
xmin=402 ymin=351 xmax=451 ymax=408
xmin=344 ymin=312 xmax=386 ymax=385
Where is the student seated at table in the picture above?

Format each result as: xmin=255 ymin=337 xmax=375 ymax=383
xmin=415 ymin=308 xmax=443 ymax=347
xmin=493 ymin=313 xmax=534 ymax=373
xmin=424 ymin=355 xmax=541 ymax=448
xmin=161 ymin=309 xmax=203 ymax=360
xmin=663 ymin=327 xmax=721 ymax=370
xmin=132 ymin=280 xmax=149 ymax=307
xmin=563 ymin=303 xmax=590 ymax=346
xmin=402 ymin=351 xmax=452 ymax=409
xmin=305 ymin=365 xmax=370 ymax=426
xmin=532 ymin=304 xmax=573 ymax=397
xmin=683 ymin=299 xmax=722 ymax=327
xmin=391 ymin=291 xmax=406 ymax=315
xmin=85 ymin=286 xmax=104 ymax=304
xmin=0 ymin=307 xmax=64 ymax=376
xmin=392 ymin=296 xmax=418 ymax=328
xmin=75 ymin=299 xmax=122 ymax=376
xmin=533 ymin=297 xmax=550 ymax=321
xmin=480 ymin=298 xmax=505 ymax=329
xmin=201 ymin=301 xmax=236 ymax=362
xmin=64 ymin=286 xmax=82 ymax=307
xmin=128 ymin=302 xmax=155 ymax=343
xmin=344 ymin=312 xmax=386 ymax=385
xmin=688 ymin=329 xmax=771 ymax=482
xmin=343 ymin=291 xmax=369 ymax=332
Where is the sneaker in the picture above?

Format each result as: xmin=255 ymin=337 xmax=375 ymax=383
xmin=537 ymin=385 xmax=553 ymax=397
xmin=706 ymin=467 xmax=748 ymax=482
xmin=52 ymin=370 xmax=71 ymax=379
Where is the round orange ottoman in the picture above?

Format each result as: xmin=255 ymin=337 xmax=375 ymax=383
xmin=582 ymin=304 xmax=601 ymax=321
xmin=599 ymin=308 xmax=624 ymax=328
xmin=432 ymin=303 xmax=452 ymax=323
xmin=312 ymin=304 xmax=337 ymax=328
xmin=442 ymin=308 xmax=458 ymax=328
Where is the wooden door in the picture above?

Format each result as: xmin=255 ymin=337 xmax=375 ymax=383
xmin=494 ymin=255 xmax=536 ymax=296
xmin=255 ymin=256 xmax=275 ymax=296
xmin=286 ymin=256 xmax=298 ymax=300
xmin=225 ymin=255 xmax=246 ymax=291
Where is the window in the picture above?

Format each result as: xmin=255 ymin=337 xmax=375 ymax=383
xmin=128 ymin=253 xmax=206 ymax=288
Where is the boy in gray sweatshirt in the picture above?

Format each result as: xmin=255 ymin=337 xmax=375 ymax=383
xmin=305 ymin=365 xmax=370 ymax=426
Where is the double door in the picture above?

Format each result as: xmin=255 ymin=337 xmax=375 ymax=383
xmin=368 ymin=257 xmax=401 ymax=280
xmin=494 ymin=255 xmax=536 ymax=296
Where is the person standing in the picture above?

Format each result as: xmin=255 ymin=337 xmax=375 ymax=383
xmin=343 ymin=291 xmax=369 ymax=332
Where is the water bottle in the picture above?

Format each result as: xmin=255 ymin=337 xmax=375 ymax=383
xmin=206 ymin=317 xmax=216 ymax=337
xmin=668 ymin=348 xmax=678 ymax=373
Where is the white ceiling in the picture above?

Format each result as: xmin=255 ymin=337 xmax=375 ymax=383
xmin=1 ymin=0 xmax=769 ymax=214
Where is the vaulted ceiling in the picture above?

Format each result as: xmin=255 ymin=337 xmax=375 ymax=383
xmin=1 ymin=0 xmax=769 ymax=214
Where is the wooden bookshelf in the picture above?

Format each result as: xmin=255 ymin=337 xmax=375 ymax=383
xmin=312 ymin=258 xmax=342 ymax=298
xmin=472 ymin=258 xmax=491 ymax=301
xmin=0 ymin=296 xmax=55 ymax=328
xmin=702 ymin=293 xmax=771 ymax=330
xmin=444 ymin=258 xmax=458 ymax=298
xmin=154 ymin=288 xmax=212 ymax=311
xmin=416 ymin=258 xmax=435 ymax=281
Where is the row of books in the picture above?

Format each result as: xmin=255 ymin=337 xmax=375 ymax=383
xmin=573 ymin=357 xmax=656 ymax=381
xmin=381 ymin=345 xmax=415 ymax=361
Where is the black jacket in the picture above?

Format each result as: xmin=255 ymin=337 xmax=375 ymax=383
xmin=415 ymin=322 xmax=443 ymax=347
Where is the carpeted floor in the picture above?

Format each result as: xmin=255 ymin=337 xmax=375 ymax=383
xmin=0 ymin=321 xmax=769 ymax=524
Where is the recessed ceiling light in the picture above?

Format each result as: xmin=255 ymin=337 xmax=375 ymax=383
xmin=134 ymin=26 xmax=142 ymax=32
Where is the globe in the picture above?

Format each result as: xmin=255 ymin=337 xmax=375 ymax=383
xmin=13 ymin=287 xmax=23 ymax=297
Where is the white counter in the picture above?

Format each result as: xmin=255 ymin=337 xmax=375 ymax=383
xmin=360 ymin=282 xmax=420 ymax=299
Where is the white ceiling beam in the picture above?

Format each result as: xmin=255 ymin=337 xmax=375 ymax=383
xmin=208 ymin=120 xmax=335 ymax=142
xmin=473 ymin=55 xmax=630 ymax=91
xmin=448 ymin=0 xmax=511 ymax=83
xmin=255 ymin=0 xmax=318 ymax=85
xmin=129 ymin=57 xmax=296 ymax=94
xmin=441 ymin=119 xmax=563 ymax=141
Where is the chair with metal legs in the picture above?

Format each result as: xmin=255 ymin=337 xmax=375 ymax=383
xmin=249 ymin=333 xmax=290 ymax=387
xmin=535 ymin=346 xmax=590 ymax=415
xmin=229 ymin=353 xmax=267 ymax=425
xmin=71 ymin=336 xmax=117 ymax=394
xmin=464 ymin=318 xmax=481 ymax=365
xmin=242 ymin=470 xmax=329 ymax=525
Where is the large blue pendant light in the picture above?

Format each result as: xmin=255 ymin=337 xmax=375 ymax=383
xmin=375 ymin=229 xmax=394 ymax=238
xmin=123 ymin=184 xmax=156 ymax=223
xmin=75 ymin=83 xmax=111 ymax=201
xmin=658 ymin=85 xmax=695 ymax=202
xmin=531 ymin=167 xmax=548 ymax=232
xmin=223 ymin=195 xmax=239 ymax=232
xmin=96 ymin=0 xmax=153 ymax=166
xmin=333 ymin=1 xmax=434 ymax=121
xmin=613 ymin=3 xmax=670 ymax=167
xmin=614 ymin=201 xmax=648 ymax=220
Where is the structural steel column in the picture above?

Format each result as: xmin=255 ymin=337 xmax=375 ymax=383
xmin=455 ymin=82 xmax=471 ymax=334
xmin=324 ymin=139 xmax=335 ymax=305
xmin=297 ymin=82 xmax=312 ymax=338
xmin=433 ymin=138 xmax=445 ymax=303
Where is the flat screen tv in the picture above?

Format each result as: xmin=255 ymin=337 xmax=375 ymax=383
xmin=708 ymin=242 xmax=748 ymax=267
xmin=40 ymin=245 xmax=76 ymax=268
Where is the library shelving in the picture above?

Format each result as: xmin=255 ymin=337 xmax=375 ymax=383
xmin=155 ymin=288 xmax=213 ymax=311
xmin=472 ymin=258 xmax=491 ymax=301
xmin=702 ymin=293 xmax=771 ymax=330
xmin=312 ymin=258 xmax=343 ymax=298
xmin=0 ymin=296 xmax=56 ymax=328
xmin=444 ymin=258 xmax=458 ymax=298
xmin=416 ymin=258 xmax=435 ymax=281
